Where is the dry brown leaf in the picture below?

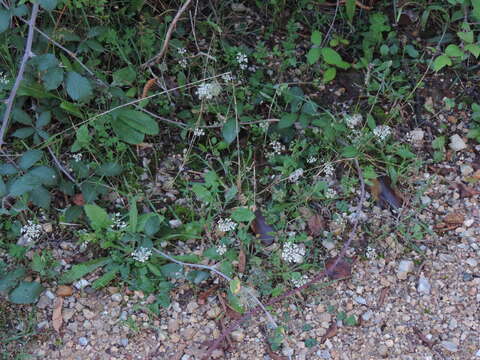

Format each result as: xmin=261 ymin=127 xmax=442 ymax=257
xmin=56 ymin=285 xmax=73 ymax=297
xmin=412 ymin=326 xmax=436 ymax=349
xmin=458 ymin=182 xmax=480 ymax=198
xmin=308 ymin=213 xmax=325 ymax=236
xmin=443 ymin=212 xmax=464 ymax=224
xmin=370 ymin=177 xmax=403 ymax=209
xmin=325 ymin=257 xmax=352 ymax=280
xmin=238 ymin=248 xmax=246 ymax=273
xmin=320 ymin=321 xmax=338 ymax=344
xmin=251 ymin=210 xmax=275 ymax=246
xmin=72 ymin=193 xmax=85 ymax=206
xmin=198 ymin=285 xmax=219 ymax=305
xmin=52 ymin=297 xmax=64 ymax=332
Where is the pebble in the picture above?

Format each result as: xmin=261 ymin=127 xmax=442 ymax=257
xmin=449 ymin=134 xmax=467 ymax=151
xmin=353 ymin=296 xmax=367 ymax=305
xmin=111 ymin=293 xmax=122 ymax=302
xmin=460 ymin=164 xmax=474 ymax=176
xmin=169 ymin=219 xmax=183 ymax=228
xmin=361 ymin=310 xmax=373 ymax=322
xmin=316 ymin=349 xmax=331 ymax=359
xmin=466 ymin=258 xmax=478 ymax=267
xmin=83 ymin=309 xmax=96 ymax=320
xmin=417 ymin=276 xmax=431 ymax=294
xmin=168 ymin=319 xmax=180 ymax=333
xmin=476 ymin=349 xmax=480 ymax=357
xmin=186 ymin=301 xmax=198 ymax=313
xmin=36 ymin=294 xmax=51 ymax=309
xmin=119 ymin=338 xmax=128 ymax=347
xmin=74 ymin=279 xmax=90 ymax=289
xmin=441 ymin=341 xmax=458 ymax=352
xmin=282 ymin=347 xmax=294 ymax=357
xmin=230 ymin=330 xmax=245 ymax=342
xmin=78 ymin=337 xmax=88 ymax=346
xmin=44 ymin=290 xmax=55 ymax=300
xmin=397 ymin=260 xmax=414 ymax=280
xmin=463 ymin=218 xmax=474 ymax=227
xmin=322 ymin=239 xmax=336 ymax=251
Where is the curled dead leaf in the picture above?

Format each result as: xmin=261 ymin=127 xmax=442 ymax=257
xmin=320 ymin=321 xmax=338 ymax=344
xmin=325 ymin=257 xmax=352 ymax=280
xmin=443 ymin=212 xmax=464 ymax=224
xmin=56 ymin=285 xmax=73 ymax=297
xmin=197 ymin=285 xmax=219 ymax=305
xmin=457 ymin=182 xmax=480 ymax=198
xmin=251 ymin=210 xmax=275 ymax=246
xmin=52 ymin=297 xmax=64 ymax=332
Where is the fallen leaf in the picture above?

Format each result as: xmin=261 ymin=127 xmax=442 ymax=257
xmin=72 ymin=193 xmax=85 ymax=206
xmin=56 ymin=285 xmax=73 ymax=297
xmin=238 ymin=248 xmax=246 ymax=273
xmin=52 ymin=297 xmax=64 ymax=332
xmin=251 ymin=210 xmax=275 ymax=245
xmin=377 ymin=287 xmax=389 ymax=308
xmin=443 ymin=212 xmax=464 ymax=224
xmin=325 ymin=257 xmax=352 ymax=280
xmin=320 ymin=321 xmax=338 ymax=344
xmin=197 ymin=285 xmax=219 ymax=305
xmin=457 ymin=182 xmax=480 ymax=198
xmin=307 ymin=213 xmax=325 ymax=236
xmin=370 ymin=177 xmax=403 ymax=209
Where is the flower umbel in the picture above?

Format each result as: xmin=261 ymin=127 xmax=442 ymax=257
xmin=110 ymin=213 xmax=127 ymax=231
xmin=217 ymin=217 xmax=237 ymax=232
xmin=236 ymin=52 xmax=248 ymax=70
xmin=193 ymin=128 xmax=205 ymax=137
xmin=373 ymin=125 xmax=392 ymax=141
xmin=291 ymin=274 xmax=309 ymax=288
xmin=196 ymin=81 xmax=222 ymax=100
xmin=216 ymin=243 xmax=227 ymax=255
xmin=281 ymin=242 xmax=306 ymax=263
xmin=20 ymin=220 xmax=42 ymax=244
xmin=132 ymin=247 xmax=152 ymax=263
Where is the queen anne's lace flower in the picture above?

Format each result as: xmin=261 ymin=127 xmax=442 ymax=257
xmin=132 ymin=247 xmax=152 ymax=263
xmin=373 ymin=125 xmax=392 ymax=141
xmin=236 ymin=52 xmax=248 ymax=70
xmin=345 ymin=114 xmax=363 ymax=128
xmin=323 ymin=163 xmax=335 ymax=177
xmin=270 ymin=140 xmax=285 ymax=155
xmin=217 ymin=218 xmax=237 ymax=232
xmin=110 ymin=213 xmax=127 ymax=231
xmin=307 ymin=156 xmax=317 ymax=164
xmin=196 ymin=82 xmax=222 ymax=100
xmin=20 ymin=221 xmax=43 ymax=244
xmin=72 ymin=153 xmax=82 ymax=162
xmin=193 ymin=128 xmax=205 ymax=137
xmin=281 ymin=242 xmax=305 ymax=263
xmin=291 ymin=274 xmax=309 ymax=288
xmin=0 ymin=72 xmax=8 ymax=86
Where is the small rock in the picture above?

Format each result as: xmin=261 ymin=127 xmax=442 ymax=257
xmin=440 ymin=341 xmax=458 ymax=352
xmin=36 ymin=294 xmax=51 ymax=309
xmin=211 ymin=349 xmax=224 ymax=359
xmin=56 ymin=285 xmax=73 ymax=297
xmin=464 ymin=218 xmax=475 ymax=228
xmin=44 ymin=290 xmax=55 ymax=300
xmin=63 ymin=308 xmax=76 ymax=322
xmin=475 ymin=349 xmax=480 ymax=357
xmin=417 ymin=276 xmax=431 ymax=294
xmin=409 ymin=129 xmax=424 ymax=143
xmin=42 ymin=223 xmax=53 ymax=233
xmin=316 ymin=349 xmax=331 ymax=359
xmin=321 ymin=239 xmax=336 ymax=251
xmin=111 ymin=293 xmax=122 ymax=302
xmin=449 ymin=134 xmax=467 ymax=151
xmin=282 ymin=347 xmax=294 ymax=357
xmin=378 ymin=344 xmax=388 ymax=357
xmin=397 ymin=260 xmax=414 ymax=280
xmin=37 ymin=320 xmax=49 ymax=329
xmin=206 ymin=306 xmax=221 ymax=319
xmin=353 ymin=296 xmax=367 ymax=305
xmin=73 ymin=279 xmax=90 ymax=290
xmin=361 ymin=310 xmax=373 ymax=322
xmin=83 ymin=309 xmax=96 ymax=320
xmin=466 ymin=258 xmax=478 ymax=267
xmin=420 ymin=196 xmax=431 ymax=205
xmin=169 ymin=219 xmax=183 ymax=228
xmin=78 ymin=337 xmax=88 ymax=346
xmin=460 ymin=164 xmax=474 ymax=176
xmin=168 ymin=319 xmax=180 ymax=333
xmin=186 ymin=301 xmax=199 ymax=313
xmin=119 ymin=338 xmax=128 ymax=347
xmin=119 ymin=311 xmax=128 ymax=321
xmin=463 ymin=272 xmax=474 ymax=281
xmin=230 ymin=330 xmax=245 ymax=342
xmin=157 ymin=330 xmax=167 ymax=341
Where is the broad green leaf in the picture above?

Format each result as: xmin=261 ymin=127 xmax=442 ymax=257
xmin=321 ymin=48 xmax=350 ymax=69
xmin=0 ymin=268 xmax=26 ymax=292
xmin=12 ymin=109 xmax=33 ymax=126
xmin=12 ymin=127 xmax=35 ymax=138
xmin=432 ymin=55 xmax=452 ymax=71
xmin=37 ymin=111 xmax=51 ymax=127
xmin=19 ymin=149 xmax=43 ymax=170
xmin=445 ymin=44 xmax=464 ymax=57
xmin=344 ymin=314 xmax=357 ymax=326
xmin=229 ymin=277 xmax=241 ymax=295
xmin=0 ymin=178 xmax=6 ymax=197
xmin=10 ymin=174 xmax=41 ymax=196
xmin=29 ymin=186 xmax=51 ymax=208
xmin=222 ymin=118 xmax=238 ymax=145
xmin=60 ymin=101 xmax=83 ymax=118
xmin=311 ymin=30 xmax=322 ymax=46
xmin=302 ymin=101 xmax=318 ymax=116
xmin=465 ymin=44 xmax=480 ymax=58
xmin=231 ymin=207 xmax=255 ymax=222
xmin=191 ymin=183 xmax=212 ymax=203
xmin=432 ymin=136 xmax=445 ymax=150
xmin=112 ymin=67 xmax=136 ymax=85
xmin=65 ymin=205 xmax=83 ymax=222
xmin=111 ymin=116 xmax=144 ymax=144
xmin=92 ymin=267 xmax=119 ymax=289
xmin=33 ymin=54 xmax=59 ymax=71
xmin=0 ymin=10 xmax=10 ymax=33
xmin=17 ymin=81 xmax=54 ymax=99
xmin=457 ymin=31 xmax=474 ymax=43
xmin=278 ymin=113 xmax=297 ymax=129
xmin=186 ymin=270 xmax=209 ymax=284
xmin=144 ymin=214 xmax=161 ymax=236
xmin=84 ymin=204 xmax=111 ymax=230
xmin=65 ymin=72 xmax=93 ymax=101
xmin=472 ymin=0 xmax=480 ymax=21
xmin=116 ymin=110 xmax=159 ymax=135
xmin=38 ymin=0 xmax=58 ymax=11
xmin=9 ymin=281 xmax=44 ymax=304
xmin=306 ymin=47 xmax=321 ymax=65
xmin=95 ymin=162 xmax=123 ymax=176
xmin=42 ymin=67 xmax=64 ymax=90
xmin=405 ymin=44 xmax=419 ymax=58
xmin=160 ymin=263 xmax=183 ymax=279
xmin=323 ymin=67 xmax=336 ymax=83
xmin=345 ymin=0 xmax=356 ymax=22
xmin=29 ymin=166 xmax=57 ymax=186
xmin=71 ymin=124 xmax=90 ymax=152
xmin=59 ymin=257 xmax=109 ymax=284
xmin=0 ymin=163 xmax=17 ymax=175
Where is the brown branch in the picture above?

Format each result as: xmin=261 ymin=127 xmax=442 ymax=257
xmin=202 ymin=159 xmax=366 ymax=359
xmin=141 ymin=0 xmax=193 ymax=68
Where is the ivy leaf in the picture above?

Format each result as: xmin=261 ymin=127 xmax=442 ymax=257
xmin=9 ymin=281 xmax=44 ymax=304
xmin=65 ymin=72 xmax=92 ymax=101
xmin=84 ymin=204 xmax=111 ymax=230
xmin=465 ymin=44 xmax=480 ymax=58
xmin=457 ymin=31 xmax=474 ymax=43
xmin=222 ymin=118 xmax=238 ymax=145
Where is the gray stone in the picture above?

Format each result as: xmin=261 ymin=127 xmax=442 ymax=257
xmin=78 ymin=337 xmax=88 ymax=346
xmin=36 ymin=294 xmax=51 ymax=309
xmin=353 ymin=296 xmax=367 ymax=305
xmin=397 ymin=260 xmax=414 ymax=280
xmin=460 ymin=164 xmax=474 ymax=176
xmin=417 ymin=276 xmax=431 ymax=294
xmin=321 ymin=239 xmax=335 ymax=251
xmin=111 ymin=293 xmax=122 ymax=302
xmin=440 ymin=341 xmax=458 ymax=352
xmin=230 ymin=330 xmax=245 ymax=342
xmin=466 ymin=258 xmax=478 ymax=267
xmin=119 ymin=338 xmax=128 ymax=347
xmin=316 ymin=350 xmax=331 ymax=359
xmin=449 ymin=134 xmax=467 ymax=151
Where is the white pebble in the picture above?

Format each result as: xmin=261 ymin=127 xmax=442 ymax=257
xmin=449 ymin=134 xmax=467 ymax=151
xmin=417 ymin=276 xmax=431 ymax=294
xmin=440 ymin=341 xmax=458 ymax=352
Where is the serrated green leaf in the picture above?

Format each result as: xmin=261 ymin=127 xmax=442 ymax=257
xmin=231 ymin=207 xmax=255 ymax=222
xmin=9 ymin=281 xmax=44 ymax=304
xmin=345 ymin=0 xmax=356 ymax=22
xmin=457 ymin=31 xmax=474 ymax=43
xmin=29 ymin=185 xmax=51 ymax=208
xmin=161 ymin=263 xmax=183 ymax=278
xmin=278 ymin=113 xmax=297 ymax=129
xmin=71 ymin=124 xmax=90 ymax=152
xmin=465 ymin=43 xmax=480 ymax=58
xmin=116 ymin=109 xmax=159 ymax=135
xmin=60 ymin=101 xmax=83 ymax=119
xmin=112 ymin=67 xmax=136 ymax=85
xmin=33 ymin=54 xmax=59 ymax=71
xmin=186 ymin=270 xmax=209 ymax=284
xmin=0 ymin=268 xmax=26 ymax=292
xmin=42 ymin=67 xmax=64 ymax=90
xmin=433 ymin=55 xmax=452 ymax=71
xmin=65 ymin=205 xmax=83 ymax=222
xmin=95 ymin=162 xmax=123 ymax=176
xmin=128 ymin=197 xmax=137 ymax=232
xmin=0 ymin=10 xmax=10 ymax=33
xmin=19 ymin=149 xmax=43 ymax=170
xmin=321 ymin=48 xmax=350 ymax=69
xmin=111 ymin=116 xmax=144 ymax=144
xmin=65 ymin=72 xmax=92 ymax=101
xmin=311 ymin=30 xmax=322 ymax=46
xmin=12 ymin=109 xmax=33 ymax=126
xmin=29 ymin=166 xmax=57 ymax=186
xmin=84 ymin=204 xmax=111 ymax=230
xmin=59 ymin=257 xmax=109 ymax=284
xmin=222 ymin=118 xmax=238 ymax=145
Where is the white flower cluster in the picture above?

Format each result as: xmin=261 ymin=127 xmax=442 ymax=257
xmin=291 ymin=274 xmax=309 ymax=288
xmin=306 ymin=156 xmax=317 ymax=164
xmin=323 ymin=163 xmax=335 ymax=177
xmin=217 ymin=243 xmax=227 ymax=255
xmin=259 ymin=121 xmax=269 ymax=131
xmin=217 ymin=217 xmax=237 ymax=232
xmin=20 ymin=220 xmax=42 ymax=244
xmin=373 ymin=125 xmax=392 ymax=141
xmin=72 ymin=153 xmax=82 ymax=162
xmin=0 ymin=72 xmax=9 ymax=86
xmin=281 ymin=242 xmax=305 ymax=263
xmin=365 ymin=246 xmax=377 ymax=260
xmin=236 ymin=52 xmax=248 ymax=70
xmin=193 ymin=128 xmax=205 ymax=137
xmin=196 ymin=81 xmax=222 ymax=100
xmin=131 ymin=247 xmax=152 ymax=263
xmin=177 ymin=47 xmax=187 ymax=55
xmin=269 ymin=140 xmax=285 ymax=155
xmin=110 ymin=213 xmax=127 ymax=231
xmin=345 ymin=114 xmax=363 ymax=128
xmin=325 ymin=188 xmax=337 ymax=199
xmin=221 ymin=73 xmax=235 ymax=82
xmin=288 ymin=168 xmax=304 ymax=183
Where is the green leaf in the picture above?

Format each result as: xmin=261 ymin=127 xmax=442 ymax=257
xmin=84 ymin=204 xmax=111 ymax=230
xmin=321 ymin=48 xmax=350 ymax=69
xmin=278 ymin=113 xmax=297 ymax=129
xmin=17 ymin=81 xmax=54 ymax=99
xmin=60 ymin=101 xmax=83 ymax=119
xmin=128 ymin=197 xmax=138 ymax=233
xmin=19 ymin=149 xmax=43 ymax=170
xmin=432 ymin=55 xmax=452 ymax=71
xmin=465 ymin=43 xmax=480 ymax=58
xmin=0 ymin=10 xmax=10 ymax=33
xmin=231 ymin=207 xmax=255 ymax=222
xmin=33 ymin=54 xmax=59 ymax=71
xmin=0 ymin=178 xmax=6 ymax=197
xmin=144 ymin=214 xmax=161 ymax=236
xmin=432 ymin=136 xmax=445 ymax=150
xmin=160 ymin=263 xmax=183 ymax=279
xmin=65 ymin=205 xmax=83 ymax=222
xmin=306 ymin=47 xmax=321 ymax=65
xmin=29 ymin=186 xmax=51 ymax=208
xmin=0 ymin=163 xmax=18 ymax=175
xmin=71 ymin=124 xmax=90 ymax=152
xmin=9 ymin=174 xmax=41 ymax=196
xmin=38 ymin=0 xmax=58 ymax=11
xmin=0 ymin=268 xmax=26 ymax=292
xmin=445 ymin=44 xmax=464 ymax=57
xmin=405 ymin=44 xmax=419 ymax=58
xmin=9 ymin=281 xmax=44 ymax=304
xmin=344 ymin=314 xmax=357 ymax=326
xmin=186 ymin=270 xmax=210 ymax=284
xmin=37 ymin=111 xmax=51 ymax=127
xmin=13 ymin=109 xmax=33 ymax=126
xmin=112 ymin=67 xmax=136 ymax=85
xmin=42 ymin=67 xmax=64 ymax=90
xmin=345 ymin=0 xmax=356 ymax=22
xmin=311 ymin=30 xmax=322 ymax=46
xmin=457 ymin=31 xmax=474 ymax=43
xmin=111 ymin=117 xmax=144 ymax=144
xmin=29 ymin=166 xmax=57 ymax=186
xmin=472 ymin=0 xmax=480 ymax=21
xmin=222 ymin=118 xmax=238 ymax=145
xmin=115 ymin=110 xmax=159 ymax=135
xmin=341 ymin=145 xmax=359 ymax=157
xmin=65 ymin=72 xmax=93 ymax=101
xmin=92 ymin=267 xmax=119 ymax=289
xmin=229 ymin=277 xmax=241 ymax=294
xmin=59 ymin=257 xmax=109 ymax=284
xmin=323 ymin=67 xmax=336 ymax=83
xmin=95 ymin=162 xmax=123 ymax=176
xmin=12 ymin=127 xmax=35 ymax=138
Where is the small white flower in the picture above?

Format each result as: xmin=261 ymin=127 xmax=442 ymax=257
xmin=110 ymin=213 xmax=127 ymax=231
xmin=0 ymin=72 xmax=9 ymax=86
xmin=72 ymin=153 xmax=82 ymax=162
xmin=291 ymin=274 xmax=309 ymax=288
xmin=193 ymin=128 xmax=205 ymax=137
xmin=281 ymin=241 xmax=306 ymax=263
xmin=217 ymin=244 xmax=227 ymax=255
xmin=259 ymin=121 xmax=269 ymax=131
xmin=20 ymin=220 xmax=42 ymax=244
xmin=217 ymin=217 xmax=237 ymax=232
xmin=323 ymin=163 xmax=335 ymax=177
xmin=221 ymin=73 xmax=234 ymax=82
xmin=236 ymin=52 xmax=248 ymax=70
xmin=345 ymin=114 xmax=363 ymax=128
xmin=179 ymin=58 xmax=188 ymax=68
xmin=373 ymin=125 xmax=392 ymax=141
xmin=248 ymin=65 xmax=257 ymax=72
xmin=269 ymin=140 xmax=285 ymax=155
xmin=177 ymin=47 xmax=187 ymax=55
xmin=132 ymin=247 xmax=152 ymax=263
xmin=306 ymin=156 xmax=317 ymax=164
xmin=196 ymin=81 xmax=222 ymax=100
xmin=325 ymin=188 xmax=337 ymax=199
xmin=365 ymin=246 xmax=377 ymax=260
xmin=288 ymin=168 xmax=304 ymax=183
